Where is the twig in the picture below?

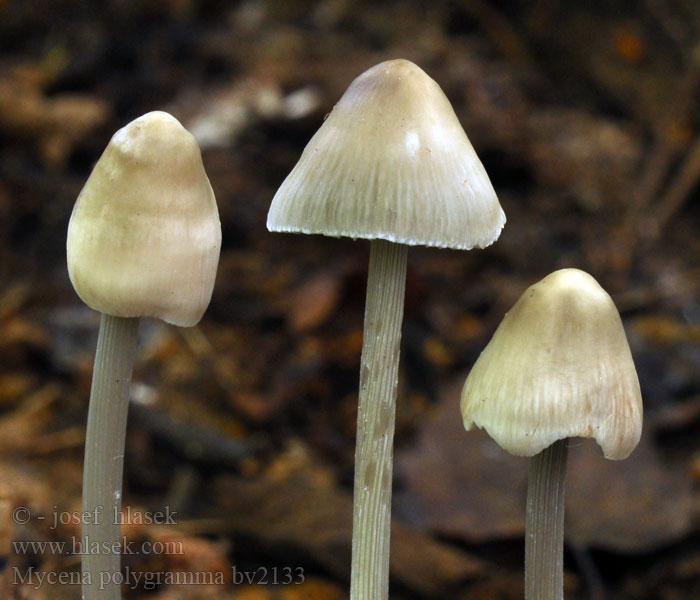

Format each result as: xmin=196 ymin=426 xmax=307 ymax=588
xmin=644 ymin=0 xmax=692 ymax=48
xmin=568 ymin=541 xmax=606 ymax=600
xmin=611 ymin=42 xmax=700 ymax=271
xmin=128 ymin=401 xmax=265 ymax=467
xmin=648 ymin=133 xmax=700 ymax=238
xmin=613 ymin=267 xmax=700 ymax=311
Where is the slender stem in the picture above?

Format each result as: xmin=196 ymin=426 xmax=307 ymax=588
xmin=82 ymin=314 xmax=139 ymax=600
xmin=350 ymin=239 xmax=408 ymax=600
xmin=525 ymin=438 xmax=569 ymax=600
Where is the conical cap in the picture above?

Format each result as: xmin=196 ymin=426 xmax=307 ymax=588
xmin=461 ymin=269 xmax=642 ymax=459
xmin=267 ymin=59 xmax=505 ymax=249
xmin=67 ymin=111 xmax=221 ymax=327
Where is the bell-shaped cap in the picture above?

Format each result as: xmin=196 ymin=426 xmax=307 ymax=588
xmin=67 ymin=111 xmax=221 ymax=327
xmin=461 ymin=269 xmax=642 ymax=459
xmin=267 ymin=59 xmax=505 ymax=250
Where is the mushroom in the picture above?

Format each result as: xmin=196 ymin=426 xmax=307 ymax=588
xmin=460 ymin=268 xmax=643 ymax=600
xmin=268 ymin=59 xmax=505 ymax=600
xmin=67 ymin=111 xmax=221 ymax=600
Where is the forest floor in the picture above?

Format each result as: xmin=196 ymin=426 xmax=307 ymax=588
xmin=1 ymin=1 xmax=700 ymax=598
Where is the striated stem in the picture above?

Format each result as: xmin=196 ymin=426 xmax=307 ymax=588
xmin=82 ymin=314 xmax=139 ymax=600
xmin=350 ymin=239 xmax=408 ymax=600
xmin=525 ymin=438 xmax=569 ymax=600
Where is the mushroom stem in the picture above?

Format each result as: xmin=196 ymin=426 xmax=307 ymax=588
xmin=525 ymin=438 xmax=569 ymax=600
xmin=351 ymin=239 xmax=408 ymax=600
xmin=82 ymin=314 xmax=140 ymax=600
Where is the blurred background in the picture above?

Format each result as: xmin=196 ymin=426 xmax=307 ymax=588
xmin=1 ymin=0 xmax=700 ymax=598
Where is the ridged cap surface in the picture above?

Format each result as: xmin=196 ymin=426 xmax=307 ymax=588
xmin=461 ymin=269 xmax=642 ymax=459
xmin=267 ymin=59 xmax=505 ymax=249
xmin=67 ymin=111 xmax=221 ymax=327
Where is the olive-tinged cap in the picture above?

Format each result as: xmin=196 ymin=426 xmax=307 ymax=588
xmin=67 ymin=111 xmax=221 ymax=327
xmin=461 ymin=269 xmax=642 ymax=459
xmin=267 ymin=59 xmax=505 ymax=250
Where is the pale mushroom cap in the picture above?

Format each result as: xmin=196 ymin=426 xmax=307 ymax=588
xmin=461 ymin=269 xmax=642 ymax=459
xmin=267 ymin=59 xmax=505 ymax=249
xmin=67 ymin=111 xmax=222 ymax=327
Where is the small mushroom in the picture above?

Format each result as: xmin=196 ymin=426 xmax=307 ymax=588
xmin=67 ymin=111 xmax=221 ymax=600
xmin=269 ymin=59 xmax=505 ymax=600
xmin=461 ymin=268 xmax=643 ymax=600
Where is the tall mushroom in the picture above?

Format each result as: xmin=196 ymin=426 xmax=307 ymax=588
xmin=461 ymin=268 xmax=643 ymax=600
xmin=268 ymin=59 xmax=505 ymax=600
xmin=67 ymin=111 xmax=221 ymax=600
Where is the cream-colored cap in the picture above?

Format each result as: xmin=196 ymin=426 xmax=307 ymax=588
xmin=67 ymin=111 xmax=221 ymax=327
xmin=267 ymin=59 xmax=505 ymax=249
xmin=461 ymin=269 xmax=642 ymax=459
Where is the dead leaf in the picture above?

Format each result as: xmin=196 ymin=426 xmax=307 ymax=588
xmin=0 ymin=67 xmax=109 ymax=167
xmin=566 ymin=430 xmax=694 ymax=551
xmin=396 ymin=377 xmax=695 ymax=552
xmin=287 ymin=273 xmax=342 ymax=332
xmin=203 ymin=442 xmax=485 ymax=595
